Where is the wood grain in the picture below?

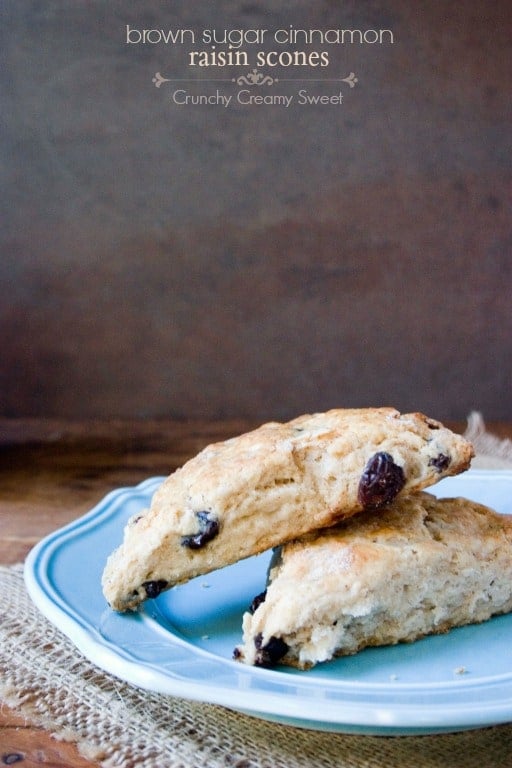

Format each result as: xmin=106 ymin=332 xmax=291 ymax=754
xmin=0 ymin=706 xmax=97 ymax=767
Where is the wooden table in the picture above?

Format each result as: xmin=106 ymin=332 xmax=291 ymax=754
xmin=1 ymin=417 xmax=509 ymax=766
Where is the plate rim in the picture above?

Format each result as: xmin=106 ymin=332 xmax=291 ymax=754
xmin=24 ymin=469 xmax=512 ymax=734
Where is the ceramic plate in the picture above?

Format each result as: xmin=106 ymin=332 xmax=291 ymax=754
xmin=25 ymin=470 xmax=512 ymax=735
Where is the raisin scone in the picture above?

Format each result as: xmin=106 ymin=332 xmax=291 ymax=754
xmin=102 ymin=408 xmax=473 ymax=611
xmin=235 ymin=492 xmax=512 ymax=669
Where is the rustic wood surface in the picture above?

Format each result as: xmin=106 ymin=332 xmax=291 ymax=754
xmin=0 ymin=417 xmax=509 ymax=765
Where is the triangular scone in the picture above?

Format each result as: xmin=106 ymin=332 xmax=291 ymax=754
xmin=235 ymin=492 xmax=512 ymax=669
xmin=102 ymin=408 xmax=473 ymax=611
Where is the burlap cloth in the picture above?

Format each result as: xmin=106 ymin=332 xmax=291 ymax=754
xmin=2 ymin=412 xmax=512 ymax=767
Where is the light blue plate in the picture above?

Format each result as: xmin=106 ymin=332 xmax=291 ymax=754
xmin=24 ymin=470 xmax=512 ymax=735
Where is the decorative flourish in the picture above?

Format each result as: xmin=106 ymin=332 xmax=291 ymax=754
xmin=341 ymin=72 xmax=358 ymax=88
xmin=234 ymin=69 xmax=277 ymax=87
xmin=152 ymin=72 xmax=171 ymax=88
xmin=152 ymin=69 xmax=358 ymax=90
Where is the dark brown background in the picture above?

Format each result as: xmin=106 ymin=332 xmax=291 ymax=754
xmin=1 ymin=1 xmax=511 ymax=422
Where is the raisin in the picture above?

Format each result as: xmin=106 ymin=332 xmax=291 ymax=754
xmin=181 ymin=510 xmax=219 ymax=549
xmin=142 ymin=579 xmax=168 ymax=599
xmin=253 ymin=633 xmax=289 ymax=667
xmin=357 ymin=452 xmax=405 ymax=510
xmin=249 ymin=590 xmax=267 ymax=614
xmin=428 ymin=453 xmax=451 ymax=472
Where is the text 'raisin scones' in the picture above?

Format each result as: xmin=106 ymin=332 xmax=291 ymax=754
xmin=102 ymin=408 xmax=473 ymax=611
xmin=235 ymin=492 xmax=512 ymax=669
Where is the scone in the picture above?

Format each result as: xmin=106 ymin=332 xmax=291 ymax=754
xmin=102 ymin=408 xmax=473 ymax=611
xmin=235 ymin=492 xmax=512 ymax=668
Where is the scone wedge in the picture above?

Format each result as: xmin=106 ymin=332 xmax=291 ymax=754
xmin=235 ymin=492 xmax=512 ymax=668
xmin=102 ymin=408 xmax=473 ymax=611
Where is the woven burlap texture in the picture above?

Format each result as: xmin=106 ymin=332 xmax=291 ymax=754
xmin=1 ymin=412 xmax=512 ymax=768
